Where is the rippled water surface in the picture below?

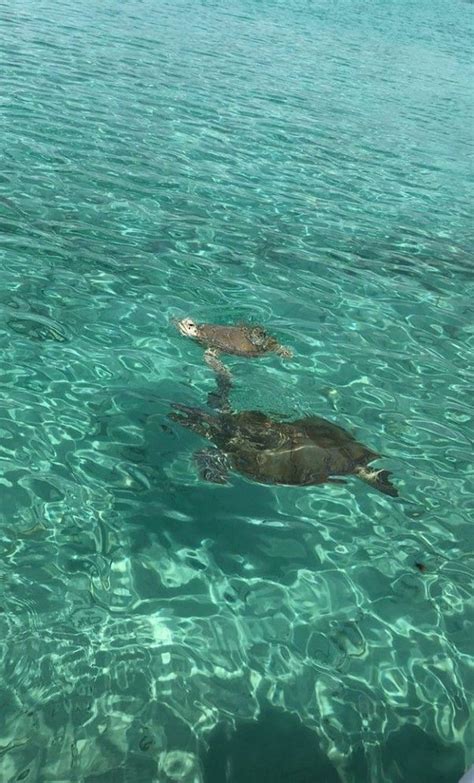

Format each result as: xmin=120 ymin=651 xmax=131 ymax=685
xmin=1 ymin=0 xmax=473 ymax=781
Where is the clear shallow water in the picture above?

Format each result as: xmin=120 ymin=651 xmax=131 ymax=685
xmin=0 ymin=0 xmax=473 ymax=780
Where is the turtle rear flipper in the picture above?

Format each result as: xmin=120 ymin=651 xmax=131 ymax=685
xmin=274 ymin=344 xmax=293 ymax=359
xmin=355 ymin=466 xmax=399 ymax=497
xmin=194 ymin=449 xmax=230 ymax=484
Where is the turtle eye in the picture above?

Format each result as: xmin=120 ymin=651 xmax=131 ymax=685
xmin=178 ymin=318 xmax=198 ymax=336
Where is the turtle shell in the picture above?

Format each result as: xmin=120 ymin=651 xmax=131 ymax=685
xmin=197 ymin=324 xmax=279 ymax=356
xmin=210 ymin=412 xmax=379 ymax=485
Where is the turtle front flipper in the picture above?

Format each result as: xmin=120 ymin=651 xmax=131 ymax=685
xmin=194 ymin=449 xmax=230 ymax=484
xmin=207 ymin=371 xmax=232 ymax=412
xmin=355 ymin=466 xmax=399 ymax=497
xmin=204 ymin=348 xmax=233 ymax=381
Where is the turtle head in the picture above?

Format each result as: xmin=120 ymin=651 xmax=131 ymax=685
xmin=176 ymin=317 xmax=200 ymax=339
xmin=169 ymin=403 xmax=216 ymax=439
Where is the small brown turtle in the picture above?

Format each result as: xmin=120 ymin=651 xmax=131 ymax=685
xmin=170 ymin=399 xmax=399 ymax=497
xmin=175 ymin=318 xmax=292 ymax=378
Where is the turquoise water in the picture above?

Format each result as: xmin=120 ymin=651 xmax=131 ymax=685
xmin=0 ymin=0 xmax=473 ymax=780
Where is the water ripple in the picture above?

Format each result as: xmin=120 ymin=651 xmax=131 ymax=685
xmin=0 ymin=0 xmax=472 ymax=780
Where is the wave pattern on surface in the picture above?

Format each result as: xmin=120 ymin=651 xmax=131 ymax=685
xmin=0 ymin=0 xmax=473 ymax=780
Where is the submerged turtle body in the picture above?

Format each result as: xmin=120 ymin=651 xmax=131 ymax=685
xmin=170 ymin=406 xmax=399 ymax=497
xmin=175 ymin=318 xmax=292 ymax=358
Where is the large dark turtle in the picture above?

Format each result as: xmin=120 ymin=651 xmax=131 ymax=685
xmin=170 ymin=400 xmax=399 ymax=497
xmin=175 ymin=318 xmax=292 ymax=379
